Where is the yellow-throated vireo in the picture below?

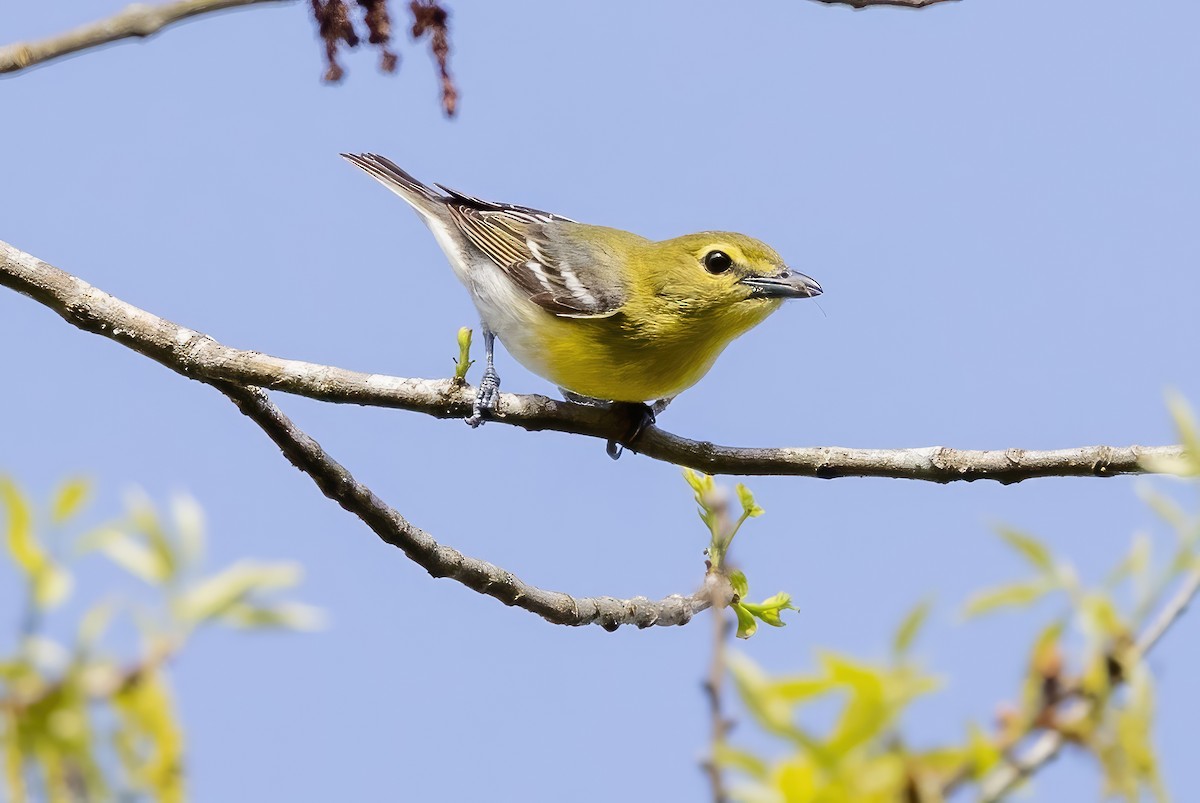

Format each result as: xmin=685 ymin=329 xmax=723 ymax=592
xmin=343 ymin=153 xmax=822 ymax=431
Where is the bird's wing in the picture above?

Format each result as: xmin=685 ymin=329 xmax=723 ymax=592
xmin=439 ymin=186 xmax=625 ymax=318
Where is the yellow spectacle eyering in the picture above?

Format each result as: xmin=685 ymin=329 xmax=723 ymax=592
xmin=342 ymin=153 xmax=822 ymax=429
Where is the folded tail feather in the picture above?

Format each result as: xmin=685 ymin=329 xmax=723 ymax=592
xmin=340 ymin=153 xmax=445 ymax=216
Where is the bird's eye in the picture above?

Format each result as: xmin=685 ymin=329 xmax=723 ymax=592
xmin=703 ymin=250 xmax=733 ymax=274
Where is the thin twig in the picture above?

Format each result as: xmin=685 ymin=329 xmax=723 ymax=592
xmin=0 ymin=0 xmax=295 ymax=75
xmin=0 ymin=241 xmax=1183 ymax=483
xmin=809 ymin=0 xmax=959 ymax=7
xmin=701 ymin=494 xmax=736 ymax=803
xmin=1134 ymin=566 xmax=1200 ymax=655
xmin=702 ymin=606 xmax=733 ymax=803
xmin=976 ymin=566 xmax=1200 ymax=801
xmin=216 ymin=382 xmax=708 ymax=629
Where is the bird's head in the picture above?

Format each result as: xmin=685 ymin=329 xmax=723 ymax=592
xmin=630 ymin=232 xmax=821 ymax=337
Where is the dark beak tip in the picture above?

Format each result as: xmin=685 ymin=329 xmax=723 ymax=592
xmin=783 ymin=271 xmax=823 ymax=300
xmin=740 ymin=271 xmax=823 ymax=300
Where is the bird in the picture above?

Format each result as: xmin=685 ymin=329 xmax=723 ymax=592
xmin=342 ymin=153 xmax=822 ymax=439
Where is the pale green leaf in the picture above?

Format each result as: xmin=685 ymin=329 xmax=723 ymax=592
xmin=735 ymin=483 xmax=765 ymax=519
xmin=913 ymin=746 xmax=970 ymax=776
xmin=682 ymin=469 xmax=712 ymax=497
xmin=1029 ymin=619 xmax=1066 ymax=660
xmin=733 ymin=603 xmax=758 ymax=639
xmin=174 ymin=560 xmax=302 ymax=624
xmin=967 ymin=722 xmax=1002 ymax=778
xmin=1164 ymin=389 xmax=1200 ymax=476
xmin=1140 ymin=454 xmax=1196 ymax=476
xmin=79 ymin=526 xmax=168 ymax=584
xmin=77 ymin=600 xmax=118 ymax=650
xmin=739 ymin=593 xmax=795 ymax=628
xmin=3 ymin=477 xmax=72 ymax=609
xmin=4 ymin=714 xmax=26 ymax=802
xmin=3 ymin=477 xmax=40 ymax=576
xmin=1137 ymin=483 xmax=1189 ymax=533
xmin=770 ymin=675 xmax=836 ymax=703
xmin=1169 ymin=547 xmax=1200 ymax=576
xmin=822 ymin=652 xmax=882 ymax=687
xmin=1079 ymin=592 xmax=1127 ymax=641
xmin=50 ymin=477 xmax=91 ymax=525
xmin=728 ymin=570 xmax=749 ymax=600
xmin=1129 ymin=533 xmax=1153 ymax=615
xmin=892 ymin=599 xmax=932 ymax=658
xmin=1107 ymin=531 xmax=1151 ymax=593
xmin=113 ymin=669 xmax=184 ymax=803
xmin=727 ymin=654 xmax=789 ymax=732
xmin=453 ymin=326 xmax=474 ymax=382
xmin=1096 ymin=666 xmax=1165 ymax=803
xmin=218 ymin=601 xmax=326 ymax=631
xmin=822 ymin=654 xmax=889 ymax=753
xmin=996 ymin=525 xmax=1056 ymax=574
xmin=885 ymin=665 xmax=941 ymax=703
xmin=169 ymin=493 xmax=205 ymax=567
xmin=0 ymin=658 xmax=36 ymax=683
xmin=712 ymin=743 xmax=770 ymax=780
xmin=124 ymin=488 xmax=178 ymax=583
xmin=773 ymin=757 xmax=819 ymax=801
xmin=33 ymin=566 xmax=73 ymax=611
xmin=963 ymin=579 xmax=1052 ymax=618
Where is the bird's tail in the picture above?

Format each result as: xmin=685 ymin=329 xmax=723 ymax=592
xmin=340 ymin=153 xmax=445 ymax=218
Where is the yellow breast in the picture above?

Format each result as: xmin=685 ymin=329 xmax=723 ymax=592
xmin=506 ymin=299 xmax=781 ymax=402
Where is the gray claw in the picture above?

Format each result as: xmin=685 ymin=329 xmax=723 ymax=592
xmin=465 ymin=367 xmax=500 ymax=428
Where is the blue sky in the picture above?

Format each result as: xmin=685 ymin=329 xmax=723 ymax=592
xmin=3 ymin=0 xmax=1199 ymax=799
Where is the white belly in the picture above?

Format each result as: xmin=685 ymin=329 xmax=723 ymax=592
xmin=424 ymin=219 xmax=554 ymax=379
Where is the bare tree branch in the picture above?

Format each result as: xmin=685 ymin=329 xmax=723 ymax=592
xmin=0 ymin=0 xmax=960 ymax=80
xmin=0 ymin=251 xmax=707 ymax=630
xmin=0 ymin=0 xmax=296 ymax=75
xmin=977 ymin=566 xmax=1200 ymax=801
xmin=215 ymin=382 xmax=708 ymax=629
xmin=809 ymin=0 xmax=959 ymax=7
xmin=0 ymin=239 xmax=1182 ymax=483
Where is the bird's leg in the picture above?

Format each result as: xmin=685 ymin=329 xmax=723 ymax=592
xmin=465 ymin=328 xmax=500 ymax=428
xmin=604 ymin=403 xmax=654 ymax=460
xmin=608 ymin=402 xmax=657 ymax=459
xmin=559 ymin=391 xmax=670 ymax=460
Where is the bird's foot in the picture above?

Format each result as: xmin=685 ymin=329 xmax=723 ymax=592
xmin=606 ymin=402 xmax=657 ymax=460
xmin=465 ymin=366 xmax=500 ymax=428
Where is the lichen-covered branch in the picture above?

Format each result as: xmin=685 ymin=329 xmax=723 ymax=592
xmin=0 ymin=239 xmax=1182 ymax=483
xmin=0 ymin=0 xmax=294 ymax=74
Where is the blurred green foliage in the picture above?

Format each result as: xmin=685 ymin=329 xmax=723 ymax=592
xmin=709 ymin=399 xmax=1200 ymax=803
xmin=5 ymin=398 xmax=1199 ymax=803
xmin=0 ymin=477 xmax=319 ymax=803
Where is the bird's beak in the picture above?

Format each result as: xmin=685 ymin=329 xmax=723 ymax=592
xmin=739 ymin=269 xmax=823 ymax=299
